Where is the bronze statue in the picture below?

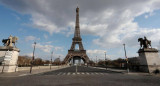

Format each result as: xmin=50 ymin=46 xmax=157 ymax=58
xmin=138 ymin=36 xmax=152 ymax=49
xmin=2 ymin=35 xmax=18 ymax=47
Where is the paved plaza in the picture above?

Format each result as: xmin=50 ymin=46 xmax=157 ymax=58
xmin=0 ymin=66 xmax=160 ymax=86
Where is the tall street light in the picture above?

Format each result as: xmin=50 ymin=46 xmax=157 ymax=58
xmin=123 ymin=44 xmax=129 ymax=73
xmin=58 ymin=56 xmax=61 ymax=68
xmin=96 ymin=56 xmax=97 ymax=65
xmin=104 ymin=51 xmax=107 ymax=69
xmin=50 ymin=51 xmax=53 ymax=70
xmin=30 ymin=42 xmax=36 ymax=73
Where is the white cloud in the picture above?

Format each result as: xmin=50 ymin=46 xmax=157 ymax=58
xmin=54 ymin=46 xmax=64 ymax=51
xmin=12 ymin=13 xmax=21 ymax=20
xmin=45 ymin=41 xmax=52 ymax=44
xmin=145 ymin=15 xmax=149 ymax=19
xmin=25 ymin=36 xmax=40 ymax=42
xmin=87 ymin=49 xmax=110 ymax=61
xmin=32 ymin=43 xmax=63 ymax=53
xmin=144 ymin=12 xmax=155 ymax=19
xmin=1 ymin=0 xmax=160 ymax=49
xmin=33 ymin=43 xmax=53 ymax=53
xmin=43 ymin=34 xmax=48 ymax=39
xmin=31 ymin=13 xmax=66 ymax=35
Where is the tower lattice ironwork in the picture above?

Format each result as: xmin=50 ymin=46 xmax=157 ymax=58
xmin=63 ymin=7 xmax=89 ymax=64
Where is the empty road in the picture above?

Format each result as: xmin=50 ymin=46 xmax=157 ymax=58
xmin=0 ymin=66 xmax=160 ymax=86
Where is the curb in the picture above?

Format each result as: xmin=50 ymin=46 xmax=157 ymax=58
xmin=89 ymin=66 xmax=124 ymax=73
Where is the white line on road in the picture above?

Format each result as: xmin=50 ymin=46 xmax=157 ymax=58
xmin=91 ymin=73 xmax=94 ymax=75
xmin=67 ymin=72 xmax=71 ymax=75
xmin=62 ymin=73 xmax=66 ymax=75
xmin=86 ymin=72 xmax=89 ymax=75
xmin=95 ymin=72 xmax=98 ymax=74
xmin=100 ymin=73 xmax=103 ymax=75
xmin=72 ymin=73 xmax=75 ymax=75
xmin=19 ymin=74 xmax=28 ymax=76
xmin=57 ymin=72 xmax=62 ymax=75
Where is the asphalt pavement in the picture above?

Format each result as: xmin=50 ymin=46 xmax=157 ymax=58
xmin=0 ymin=66 xmax=160 ymax=86
xmin=39 ymin=66 xmax=122 ymax=76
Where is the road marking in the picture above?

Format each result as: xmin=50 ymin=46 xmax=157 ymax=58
xmin=100 ymin=73 xmax=103 ymax=75
xmin=67 ymin=72 xmax=71 ymax=75
xmin=62 ymin=73 xmax=66 ymax=75
xmin=91 ymin=73 xmax=94 ymax=75
xmin=72 ymin=73 xmax=75 ymax=75
xmin=86 ymin=72 xmax=89 ymax=75
xmin=57 ymin=72 xmax=62 ymax=75
xmin=55 ymin=72 xmax=108 ymax=75
xmin=19 ymin=74 xmax=28 ymax=76
xmin=95 ymin=72 xmax=98 ymax=74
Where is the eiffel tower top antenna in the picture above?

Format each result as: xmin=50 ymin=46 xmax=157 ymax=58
xmin=77 ymin=0 xmax=79 ymax=7
xmin=74 ymin=0 xmax=81 ymax=38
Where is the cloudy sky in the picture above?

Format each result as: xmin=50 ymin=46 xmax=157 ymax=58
xmin=0 ymin=0 xmax=160 ymax=61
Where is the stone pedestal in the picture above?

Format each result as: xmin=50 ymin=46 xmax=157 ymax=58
xmin=138 ymin=48 xmax=160 ymax=73
xmin=0 ymin=46 xmax=20 ymax=72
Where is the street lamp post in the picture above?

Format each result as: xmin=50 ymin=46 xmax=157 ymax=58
xmin=50 ymin=51 xmax=53 ymax=70
xmin=58 ymin=56 xmax=60 ymax=68
xmin=59 ymin=56 xmax=60 ymax=65
xmin=123 ymin=44 xmax=129 ymax=73
xmin=30 ymin=42 xmax=36 ymax=73
xmin=104 ymin=52 xmax=106 ymax=61
xmin=104 ymin=51 xmax=107 ymax=69
xmin=96 ymin=56 xmax=97 ymax=65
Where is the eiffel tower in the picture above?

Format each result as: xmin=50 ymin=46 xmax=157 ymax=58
xmin=63 ymin=6 xmax=89 ymax=65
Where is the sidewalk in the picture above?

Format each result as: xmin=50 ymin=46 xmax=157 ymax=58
xmin=90 ymin=66 xmax=160 ymax=76
xmin=90 ymin=66 xmax=126 ymax=73
xmin=0 ymin=65 xmax=69 ymax=77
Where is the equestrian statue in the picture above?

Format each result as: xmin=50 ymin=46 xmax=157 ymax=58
xmin=138 ymin=36 xmax=152 ymax=49
xmin=2 ymin=35 xmax=18 ymax=47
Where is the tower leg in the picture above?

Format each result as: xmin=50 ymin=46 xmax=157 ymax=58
xmin=78 ymin=59 xmax=81 ymax=66
xmin=71 ymin=58 xmax=73 ymax=66
xmin=73 ymin=58 xmax=75 ymax=65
